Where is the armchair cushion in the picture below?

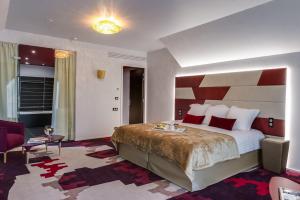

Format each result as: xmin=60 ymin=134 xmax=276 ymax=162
xmin=6 ymin=133 xmax=24 ymax=149
xmin=0 ymin=120 xmax=24 ymax=135
xmin=0 ymin=120 xmax=25 ymax=152
xmin=0 ymin=127 xmax=8 ymax=152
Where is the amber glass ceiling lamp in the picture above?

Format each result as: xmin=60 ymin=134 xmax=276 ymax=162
xmin=92 ymin=17 xmax=122 ymax=34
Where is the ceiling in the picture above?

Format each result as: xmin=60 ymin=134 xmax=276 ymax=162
xmin=161 ymin=0 xmax=300 ymax=67
xmin=5 ymin=0 xmax=271 ymax=52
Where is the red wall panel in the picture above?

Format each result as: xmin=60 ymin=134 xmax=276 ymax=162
xmin=192 ymin=86 xmax=230 ymax=100
xmin=258 ymin=68 xmax=286 ymax=86
xmin=19 ymin=44 xmax=55 ymax=67
xmin=252 ymin=118 xmax=285 ymax=137
xmin=176 ymin=75 xmax=204 ymax=87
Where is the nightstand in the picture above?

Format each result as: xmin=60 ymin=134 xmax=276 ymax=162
xmin=262 ymin=138 xmax=289 ymax=174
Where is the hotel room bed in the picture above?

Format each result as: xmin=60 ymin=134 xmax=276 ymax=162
xmin=112 ymin=122 xmax=265 ymax=191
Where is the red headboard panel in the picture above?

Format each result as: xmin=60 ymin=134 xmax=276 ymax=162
xmin=175 ymin=68 xmax=286 ymax=137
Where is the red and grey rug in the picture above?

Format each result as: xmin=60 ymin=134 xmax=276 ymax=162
xmin=0 ymin=138 xmax=299 ymax=200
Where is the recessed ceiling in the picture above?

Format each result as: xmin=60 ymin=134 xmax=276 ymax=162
xmin=6 ymin=0 xmax=271 ymax=52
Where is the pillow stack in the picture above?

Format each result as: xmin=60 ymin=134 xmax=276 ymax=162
xmin=182 ymin=114 xmax=205 ymax=124
xmin=182 ymin=103 xmax=260 ymax=131
xmin=208 ymin=116 xmax=236 ymax=130
xmin=188 ymin=104 xmax=210 ymax=116
xmin=202 ymin=105 xmax=229 ymax=124
xmin=226 ymin=106 xmax=260 ymax=131
xmin=182 ymin=104 xmax=210 ymax=124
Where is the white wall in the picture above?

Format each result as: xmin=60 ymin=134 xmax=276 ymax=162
xmin=0 ymin=29 xmax=146 ymax=140
xmin=147 ymin=48 xmax=300 ymax=172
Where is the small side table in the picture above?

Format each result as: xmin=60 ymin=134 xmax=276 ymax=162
xmin=262 ymin=137 xmax=289 ymax=174
xmin=44 ymin=135 xmax=65 ymax=156
xmin=22 ymin=135 xmax=65 ymax=164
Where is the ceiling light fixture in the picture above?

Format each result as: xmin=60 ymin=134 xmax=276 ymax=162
xmin=92 ymin=17 xmax=122 ymax=34
xmin=55 ymin=50 xmax=70 ymax=59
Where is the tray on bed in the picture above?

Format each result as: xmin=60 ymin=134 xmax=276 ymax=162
xmin=152 ymin=127 xmax=186 ymax=133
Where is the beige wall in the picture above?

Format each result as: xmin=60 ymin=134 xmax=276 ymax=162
xmin=147 ymin=49 xmax=180 ymax=122
xmin=122 ymin=69 xmax=130 ymax=124
xmin=147 ymin=48 xmax=300 ymax=172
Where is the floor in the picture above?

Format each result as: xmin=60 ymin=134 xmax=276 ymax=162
xmin=0 ymin=138 xmax=299 ymax=200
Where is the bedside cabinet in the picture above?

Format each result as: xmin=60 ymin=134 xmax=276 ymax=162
xmin=262 ymin=138 xmax=289 ymax=174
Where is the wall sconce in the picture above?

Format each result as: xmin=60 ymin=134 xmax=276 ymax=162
xmin=97 ymin=70 xmax=106 ymax=79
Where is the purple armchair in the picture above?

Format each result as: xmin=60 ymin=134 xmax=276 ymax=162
xmin=0 ymin=120 xmax=25 ymax=163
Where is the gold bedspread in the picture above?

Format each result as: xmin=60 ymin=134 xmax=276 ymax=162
xmin=112 ymin=123 xmax=240 ymax=180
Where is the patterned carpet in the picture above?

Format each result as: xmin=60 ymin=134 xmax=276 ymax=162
xmin=0 ymin=138 xmax=299 ymax=200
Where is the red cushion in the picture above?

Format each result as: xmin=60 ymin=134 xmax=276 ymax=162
xmin=6 ymin=133 xmax=24 ymax=149
xmin=209 ymin=116 xmax=236 ymax=130
xmin=182 ymin=114 xmax=205 ymax=124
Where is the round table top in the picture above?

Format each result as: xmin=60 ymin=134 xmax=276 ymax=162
xmin=269 ymin=177 xmax=300 ymax=200
xmin=23 ymin=135 xmax=65 ymax=147
xmin=47 ymin=135 xmax=65 ymax=142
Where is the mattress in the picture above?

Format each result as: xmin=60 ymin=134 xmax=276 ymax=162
xmin=178 ymin=122 xmax=265 ymax=154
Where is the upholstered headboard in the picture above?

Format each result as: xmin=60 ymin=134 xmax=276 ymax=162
xmin=175 ymin=68 xmax=286 ymax=137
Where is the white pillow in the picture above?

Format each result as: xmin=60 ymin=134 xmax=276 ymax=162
xmin=203 ymin=105 xmax=229 ymax=124
xmin=187 ymin=104 xmax=210 ymax=116
xmin=227 ymin=106 xmax=260 ymax=131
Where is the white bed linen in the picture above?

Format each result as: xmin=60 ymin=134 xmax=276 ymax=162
xmin=177 ymin=121 xmax=265 ymax=154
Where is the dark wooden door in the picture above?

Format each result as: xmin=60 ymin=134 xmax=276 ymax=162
xmin=129 ymin=68 xmax=144 ymax=124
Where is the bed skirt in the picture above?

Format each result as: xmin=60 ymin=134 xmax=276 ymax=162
xmin=118 ymin=143 xmax=261 ymax=191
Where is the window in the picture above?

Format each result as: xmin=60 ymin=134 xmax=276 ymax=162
xmin=19 ymin=76 xmax=54 ymax=112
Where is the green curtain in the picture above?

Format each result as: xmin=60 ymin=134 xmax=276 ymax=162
xmin=0 ymin=42 xmax=18 ymax=121
xmin=52 ymin=51 xmax=76 ymax=140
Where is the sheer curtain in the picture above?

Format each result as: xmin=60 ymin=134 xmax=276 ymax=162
xmin=52 ymin=50 xmax=76 ymax=140
xmin=0 ymin=42 xmax=18 ymax=121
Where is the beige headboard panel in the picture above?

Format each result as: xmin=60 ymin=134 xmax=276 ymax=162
xmin=175 ymin=68 xmax=286 ymax=137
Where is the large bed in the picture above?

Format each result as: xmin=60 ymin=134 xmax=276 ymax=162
xmin=112 ymin=122 xmax=265 ymax=191
xmin=113 ymin=68 xmax=286 ymax=191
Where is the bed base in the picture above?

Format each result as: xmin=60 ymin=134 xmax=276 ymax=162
xmin=119 ymin=143 xmax=261 ymax=191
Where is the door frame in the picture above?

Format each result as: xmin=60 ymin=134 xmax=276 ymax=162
xmin=121 ymin=66 xmax=147 ymax=125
